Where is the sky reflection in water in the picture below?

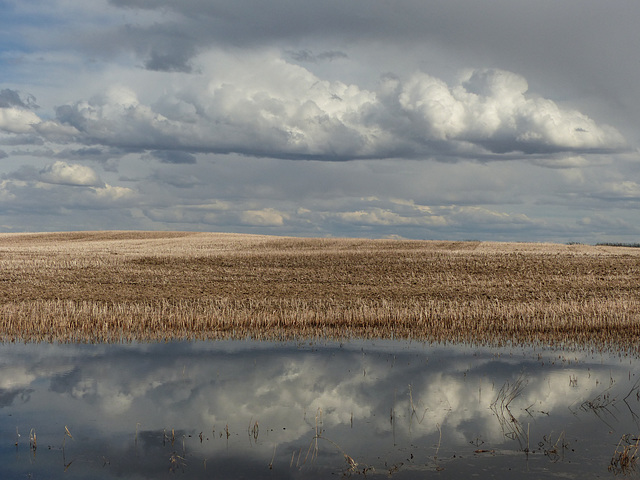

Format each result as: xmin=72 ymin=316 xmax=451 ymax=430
xmin=1 ymin=340 xmax=639 ymax=479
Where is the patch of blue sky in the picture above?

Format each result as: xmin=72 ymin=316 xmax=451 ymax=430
xmin=0 ymin=2 xmax=107 ymax=85
xmin=0 ymin=2 xmax=115 ymax=57
xmin=0 ymin=52 xmax=27 ymax=85
xmin=0 ymin=0 xmax=67 ymax=30
xmin=0 ymin=8 xmax=48 ymax=66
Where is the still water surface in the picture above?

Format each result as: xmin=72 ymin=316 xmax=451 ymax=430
xmin=1 ymin=340 xmax=639 ymax=479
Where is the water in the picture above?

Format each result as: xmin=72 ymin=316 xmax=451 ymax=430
xmin=1 ymin=340 xmax=639 ymax=479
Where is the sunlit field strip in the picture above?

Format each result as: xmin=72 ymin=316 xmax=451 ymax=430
xmin=0 ymin=231 xmax=639 ymax=348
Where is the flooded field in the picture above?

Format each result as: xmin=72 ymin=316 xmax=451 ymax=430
xmin=2 ymin=340 xmax=639 ymax=479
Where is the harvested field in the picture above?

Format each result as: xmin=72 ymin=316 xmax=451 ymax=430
xmin=0 ymin=231 xmax=639 ymax=347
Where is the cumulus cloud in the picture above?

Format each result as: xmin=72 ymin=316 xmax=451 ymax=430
xmin=334 ymin=207 xmax=447 ymax=227
xmin=45 ymin=55 xmax=625 ymax=163
xmin=0 ymin=89 xmax=42 ymax=135
xmin=143 ymin=202 xmax=288 ymax=228
xmin=240 ymin=208 xmax=288 ymax=226
xmin=0 ymin=161 xmax=136 ymax=221
xmin=390 ymin=68 xmax=625 ymax=154
xmin=143 ymin=45 xmax=196 ymax=73
xmin=325 ymin=201 xmax=537 ymax=232
xmin=0 ymin=107 xmax=41 ymax=135
xmin=39 ymin=161 xmax=103 ymax=187
xmin=92 ymin=183 xmax=136 ymax=201
xmin=0 ymin=89 xmax=38 ymax=110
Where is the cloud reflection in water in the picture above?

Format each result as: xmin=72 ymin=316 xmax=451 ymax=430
xmin=0 ymin=340 xmax=638 ymax=478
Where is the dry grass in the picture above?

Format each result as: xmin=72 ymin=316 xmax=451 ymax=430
xmin=0 ymin=231 xmax=639 ymax=347
xmin=609 ymin=434 xmax=640 ymax=474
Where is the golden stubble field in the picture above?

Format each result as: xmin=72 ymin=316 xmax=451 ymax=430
xmin=0 ymin=231 xmax=639 ymax=348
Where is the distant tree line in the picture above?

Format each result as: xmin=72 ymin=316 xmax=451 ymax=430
xmin=595 ymin=242 xmax=640 ymax=248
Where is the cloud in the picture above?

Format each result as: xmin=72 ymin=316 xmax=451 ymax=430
xmin=142 ymin=202 xmax=288 ymax=228
xmin=150 ymin=150 xmax=196 ymax=164
xmin=531 ymin=155 xmax=597 ymax=169
xmin=324 ymin=201 xmax=537 ymax=232
xmin=105 ymin=0 xmax=387 ymax=57
xmin=137 ymin=190 xmax=541 ymax=238
xmin=576 ymin=213 xmax=636 ymax=232
xmin=0 ymin=90 xmax=42 ymax=135
xmin=333 ymin=207 xmax=447 ymax=227
xmin=240 ymin=208 xmax=288 ymax=226
xmin=0 ymin=89 xmax=39 ymax=110
xmin=39 ymin=161 xmax=103 ymax=187
xmin=50 ymin=57 xmax=380 ymax=158
xmin=92 ymin=183 xmax=136 ymax=201
xmin=143 ymin=202 xmax=231 ymax=225
xmin=288 ymin=49 xmax=348 ymax=63
xmin=0 ymin=107 xmax=41 ymax=135
xmin=391 ymin=69 xmax=626 ymax=155
xmin=143 ymin=45 xmax=195 ymax=73
xmin=0 ymin=161 xmax=136 ymax=217
xmin=44 ymin=55 xmax=625 ymax=163
xmin=147 ymin=170 xmax=204 ymax=188
xmin=0 ymin=134 xmax=45 ymax=146
xmin=594 ymin=181 xmax=640 ymax=200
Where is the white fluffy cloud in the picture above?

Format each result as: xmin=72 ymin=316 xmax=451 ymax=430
xmin=39 ymin=161 xmax=103 ymax=187
xmin=0 ymin=161 xmax=136 ymax=225
xmin=393 ymin=68 xmax=625 ymax=154
xmin=333 ymin=206 xmax=448 ymax=227
xmin=46 ymin=55 xmax=625 ymax=161
xmin=0 ymin=107 xmax=41 ymax=134
xmin=240 ymin=208 xmax=288 ymax=226
xmin=324 ymin=202 xmax=537 ymax=231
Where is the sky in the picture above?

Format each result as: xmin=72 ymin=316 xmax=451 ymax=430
xmin=1 ymin=0 xmax=639 ymax=243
